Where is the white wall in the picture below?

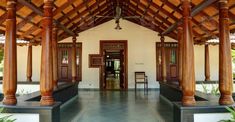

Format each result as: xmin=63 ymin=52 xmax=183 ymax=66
xmin=15 ymin=20 xmax=220 ymax=89
xmin=194 ymin=45 xmax=219 ymax=81
xmin=61 ymin=20 xmax=172 ymax=88
xmin=17 ymin=46 xmax=41 ymax=81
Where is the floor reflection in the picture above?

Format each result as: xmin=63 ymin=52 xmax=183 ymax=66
xmin=60 ymin=90 xmax=173 ymax=122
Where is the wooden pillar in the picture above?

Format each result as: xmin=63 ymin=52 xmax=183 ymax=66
xmin=160 ymin=35 xmax=167 ymax=82
xmin=72 ymin=36 xmax=77 ymax=83
xmin=40 ymin=0 xmax=54 ymax=106
xmin=52 ymin=24 xmax=58 ymax=89
xmin=205 ymin=44 xmax=210 ymax=81
xmin=177 ymin=25 xmax=183 ymax=88
xmin=3 ymin=0 xmax=17 ymax=105
xmin=219 ymin=0 xmax=234 ymax=105
xmin=26 ymin=44 xmax=32 ymax=82
xmin=181 ymin=0 xmax=196 ymax=105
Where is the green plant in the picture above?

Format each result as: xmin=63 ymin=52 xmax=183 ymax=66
xmin=211 ymin=84 xmax=219 ymax=95
xmin=201 ymin=83 xmax=208 ymax=94
xmin=219 ymin=107 xmax=235 ymax=122
xmin=0 ymin=108 xmax=16 ymax=122
xmin=201 ymin=82 xmax=219 ymax=96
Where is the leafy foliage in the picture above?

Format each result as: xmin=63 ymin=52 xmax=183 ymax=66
xmin=201 ymin=83 xmax=219 ymax=96
xmin=219 ymin=107 xmax=235 ymax=122
xmin=0 ymin=108 xmax=16 ymax=122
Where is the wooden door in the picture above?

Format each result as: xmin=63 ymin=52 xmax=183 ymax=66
xmin=156 ymin=42 xmax=178 ymax=82
xmin=100 ymin=41 xmax=128 ymax=90
xmin=58 ymin=43 xmax=82 ymax=82
xmin=166 ymin=48 xmax=178 ymax=81
xmin=58 ymin=48 xmax=71 ymax=82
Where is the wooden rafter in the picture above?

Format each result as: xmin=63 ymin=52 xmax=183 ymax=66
xmin=18 ymin=0 xmax=75 ymax=36
xmin=162 ymin=0 xmax=217 ymax=35
xmin=57 ymin=0 xmax=93 ymax=23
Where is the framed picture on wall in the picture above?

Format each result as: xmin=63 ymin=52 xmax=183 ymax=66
xmin=89 ymin=54 xmax=103 ymax=68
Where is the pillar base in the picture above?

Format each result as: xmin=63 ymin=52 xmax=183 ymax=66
xmin=219 ymin=95 xmax=234 ymax=105
xmin=72 ymin=77 xmax=76 ymax=83
xmin=53 ymin=80 xmax=58 ymax=90
xmin=27 ymin=77 xmax=32 ymax=82
xmin=53 ymin=85 xmax=58 ymax=91
xmin=182 ymin=96 xmax=196 ymax=106
xmin=205 ymin=78 xmax=210 ymax=81
xmin=40 ymin=96 xmax=55 ymax=106
xmin=3 ymin=95 xmax=17 ymax=105
xmin=162 ymin=78 xmax=167 ymax=83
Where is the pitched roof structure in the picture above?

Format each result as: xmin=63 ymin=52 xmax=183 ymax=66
xmin=0 ymin=0 xmax=235 ymax=43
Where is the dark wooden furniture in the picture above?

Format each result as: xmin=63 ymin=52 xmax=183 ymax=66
xmin=135 ymin=72 xmax=148 ymax=92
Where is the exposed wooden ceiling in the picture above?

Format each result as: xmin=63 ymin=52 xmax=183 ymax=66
xmin=0 ymin=0 xmax=235 ymax=43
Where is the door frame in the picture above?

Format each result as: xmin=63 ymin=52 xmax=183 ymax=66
xmin=99 ymin=40 xmax=128 ymax=90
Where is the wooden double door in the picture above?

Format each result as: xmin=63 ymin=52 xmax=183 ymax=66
xmin=58 ymin=43 xmax=82 ymax=82
xmin=156 ymin=42 xmax=178 ymax=82
xmin=100 ymin=41 xmax=128 ymax=90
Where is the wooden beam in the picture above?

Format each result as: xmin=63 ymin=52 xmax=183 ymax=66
xmin=18 ymin=0 xmax=75 ymax=36
xmin=70 ymin=1 xmax=113 ymax=32
xmin=191 ymin=0 xmax=217 ymax=16
xmin=16 ymin=12 xmax=38 ymax=31
xmin=57 ymin=0 xmax=93 ymax=22
xmin=162 ymin=0 xmax=217 ymax=35
xmin=53 ymin=0 xmax=77 ymax=15
xmin=73 ymin=7 xmax=112 ymax=33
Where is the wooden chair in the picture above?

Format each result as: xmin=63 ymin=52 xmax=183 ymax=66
xmin=135 ymin=72 xmax=148 ymax=92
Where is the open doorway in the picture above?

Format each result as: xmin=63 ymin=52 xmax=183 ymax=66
xmin=100 ymin=41 xmax=127 ymax=90
xmin=105 ymin=51 xmax=122 ymax=90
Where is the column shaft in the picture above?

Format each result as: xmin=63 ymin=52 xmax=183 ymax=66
xmin=40 ymin=0 xmax=54 ymax=106
xmin=160 ymin=36 xmax=167 ymax=82
xmin=181 ymin=0 xmax=196 ymax=105
xmin=72 ymin=36 xmax=77 ymax=83
xmin=219 ymin=0 xmax=234 ymax=105
xmin=205 ymin=44 xmax=210 ymax=81
xmin=52 ymin=24 xmax=58 ymax=89
xmin=177 ymin=26 xmax=183 ymax=88
xmin=3 ymin=0 xmax=17 ymax=105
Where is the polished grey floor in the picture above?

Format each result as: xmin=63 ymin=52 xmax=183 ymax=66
xmin=60 ymin=90 xmax=173 ymax=122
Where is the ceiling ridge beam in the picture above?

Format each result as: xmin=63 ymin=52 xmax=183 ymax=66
xmin=18 ymin=0 xmax=76 ymax=36
xmin=162 ymin=0 xmax=217 ymax=35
